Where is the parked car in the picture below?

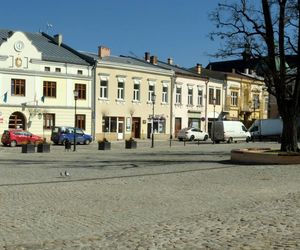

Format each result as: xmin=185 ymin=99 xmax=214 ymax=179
xmin=1 ymin=129 xmax=43 ymax=147
xmin=51 ymin=126 xmax=92 ymax=145
xmin=177 ymin=127 xmax=209 ymax=141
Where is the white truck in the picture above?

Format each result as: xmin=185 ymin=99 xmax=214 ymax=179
xmin=248 ymin=118 xmax=283 ymax=141
xmin=212 ymin=121 xmax=251 ymax=143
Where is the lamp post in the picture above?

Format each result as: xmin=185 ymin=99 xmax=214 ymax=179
xmin=73 ymin=89 xmax=78 ymax=152
xmin=212 ymin=97 xmax=216 ymax=144
xmin=151 ymin=92 xmax=156 ymax=148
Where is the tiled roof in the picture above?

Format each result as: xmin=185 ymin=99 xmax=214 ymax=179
xmin=0 ymin=29 xmax=94 ymax=66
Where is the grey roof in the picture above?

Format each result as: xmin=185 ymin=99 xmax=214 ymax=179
xmin=84 ymin=52 xmax=173 ymax=73
xmin=155 ymin=60 xmax=206 ymax=79
xmin=0 ymin=29 xmax=94 ymax=66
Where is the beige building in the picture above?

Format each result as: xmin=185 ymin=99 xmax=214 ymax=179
xmin=90 ymin=48 xmax=174 ymax=141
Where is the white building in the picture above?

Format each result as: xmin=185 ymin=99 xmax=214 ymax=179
xmin=0 ymin=29 xmax=94 ymax=140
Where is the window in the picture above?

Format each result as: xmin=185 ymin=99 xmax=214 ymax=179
xmin=188 ymin=118 xmax=200 ymax=129
xmin=197 ymin=89 xmax=203 ymax=106
xmin=208 ymin=88 xmax=214 ymax=104
xmin=11 ymin=79 xmax=25 ymax=96
xmin=148 ymin=85 xmax=155 ymax=102
xmin=176 ymin=86 xmax=181 ymax=104
xmin=133 ymin=82 xmax=140 ymax=101
xmin=162 ymin=86 xmax=168 ymax=103
xmin=55 ymin=68 xmax=61 ymax=73
xmin=209 ymin=88 xmax=221 ymax=105
xmin=43 ymin=113 xmax=55 ymax=129
xmin=216 ymin=89 xmax=221 ymax=105
xmin=77 ymin=70 xmax=83 ymax=75
xmin=100 ymin=80 xmax=108 ymax=98
xmin=103 ymin=116 xmax=117 ymax=132
xmin=117 ymin=81 xmax=124 ymax=100
xmin=153 ymin=118 xmax=166 ymax=133
xmin=75 ymin=83 xmax=86 ymax=100
xmin=231 ymin=91 xmax=238 ymax=106
xmin=76 ymin=114 xmax=86 ymax=130
xmin=44 ymin=66 xmax=50 ymax=72
xmin=43 ymin=81 xmax=56 ymax=97
xmin=188 ymin=88 xmax=193 ymax=105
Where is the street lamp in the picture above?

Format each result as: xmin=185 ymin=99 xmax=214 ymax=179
xmin=212 ymin=97 xmax=216 ymax=144
xmin=73 ymin=89 xmax=79 ymax=152
xmin=151 ymin=92 xmax=156 ymax=148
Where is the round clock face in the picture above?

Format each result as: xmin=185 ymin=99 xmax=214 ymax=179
xmin=14 ymin=41 xmax=24 ymax=52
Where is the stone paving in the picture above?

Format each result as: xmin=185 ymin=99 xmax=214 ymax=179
xmin=0 ymin=140 xmax=299 ymax=249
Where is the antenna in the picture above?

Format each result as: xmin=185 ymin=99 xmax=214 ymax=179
xmin=45 ymin=22 xmax=53 ymax=34
xmin=129 ymin=51 xmax=140 ymax=59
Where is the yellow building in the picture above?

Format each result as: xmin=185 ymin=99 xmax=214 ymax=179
xmin=89 ymin=47 xmax=174 ymax=141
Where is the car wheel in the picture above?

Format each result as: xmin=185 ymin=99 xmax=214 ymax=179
xmin=84 ymin=139 xmax=90 ymax=145
xmin=246 ymin=136 xmax=251 ymax=143
xmin=178 ymin=138 xmax=183 ymax=141
xmin=227 ymin=137 xmax=233 ymax=144
xmin=10 ymin=140 xmax=17 ymax=147
xmin=190 ymin=135 xmax=195 ymax=141
xmin=203 ymin=135 xmax=208 ymax=141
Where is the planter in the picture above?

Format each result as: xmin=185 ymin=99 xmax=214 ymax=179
xmin=22 ymin=144 xmax=35 ymax=153
xmin=125 ymin=140 xmax=137 ymax=149
xmin=98 ymin=141 xmax=111 ymax=150
xmin=37 ymin=143 xmax=51 ymax=153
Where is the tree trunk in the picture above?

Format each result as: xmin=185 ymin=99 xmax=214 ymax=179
xmin=280 ymin=105 xmax=299 ymax=152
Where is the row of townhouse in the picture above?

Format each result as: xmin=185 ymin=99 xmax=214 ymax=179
xmin=0 ymin=29 xmax=269 ymax=142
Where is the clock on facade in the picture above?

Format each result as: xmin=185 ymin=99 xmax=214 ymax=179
xmin=14 ymin=41 xmax=24 ymax=52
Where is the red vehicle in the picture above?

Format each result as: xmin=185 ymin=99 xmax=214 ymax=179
xmin=1 ymin=129 xmax=43 ymax=147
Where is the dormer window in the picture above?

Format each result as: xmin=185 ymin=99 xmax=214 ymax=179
xmin=44 ymin=66 xmax=50 ymax=72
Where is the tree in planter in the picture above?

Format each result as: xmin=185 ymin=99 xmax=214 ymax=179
xmin=209 ymin=0 xmax=300 ymax=152
xmin=98 ymin=138 xmax=111 ymax=150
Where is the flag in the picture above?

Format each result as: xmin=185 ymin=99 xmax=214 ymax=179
xmin=41 ymin=96 xmax=45 ymax=103
xmin=3 ymin=92 xmax=7 ymax=103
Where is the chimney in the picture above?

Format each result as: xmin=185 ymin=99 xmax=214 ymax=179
xmin=167 ymin=58 xmax=173 ymax=65
xmin=196 ymin=63 xmax=202 ymax=74
xmin=232 ymin=68 xmax=236 ymax=74
xmin=150 ymin=55 xmax=158 ymax=65
xmin=145 ymin=52 xmax=150 ymax=62
xmin=54 ymin=34 xmax=63 ymax=46
xmin=98 ymin=46 xmax=111 ymax=58
xmin=244 ymin=68 xmax=249 ymax=74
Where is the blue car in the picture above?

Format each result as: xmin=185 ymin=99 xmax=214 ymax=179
xmin=51 ymin=126 xmax=92 ymax=145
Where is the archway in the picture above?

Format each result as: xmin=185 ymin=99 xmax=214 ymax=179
xmin=8 ymin=112 xmax=26 ymax=130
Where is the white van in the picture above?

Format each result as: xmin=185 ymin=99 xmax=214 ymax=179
xmin=212 ymin=121 xmax=251 ymax=143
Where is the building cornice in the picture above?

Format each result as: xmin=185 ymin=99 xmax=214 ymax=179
xmin=96 ymin=61 xmax=174 ymax=77
xmin=0 ymin=68 xmax=93 ymax=80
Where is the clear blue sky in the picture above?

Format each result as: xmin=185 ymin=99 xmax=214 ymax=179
xmin=0 ymin=0 xmax=222 ymax=68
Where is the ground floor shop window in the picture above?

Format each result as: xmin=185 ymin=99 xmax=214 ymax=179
xmin=188 ymin=118 xmax=200 ymax=129
xmin=43 ymin=113 xmax=55 ymax=129
xmin=103 ymin=116 xmax=117 ymax=132
xmin=153 ymin=118 xmax=166 ymax=133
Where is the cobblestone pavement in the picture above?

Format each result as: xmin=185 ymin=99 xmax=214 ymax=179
xmin=0 ymin=140 xmax=299 ymax=249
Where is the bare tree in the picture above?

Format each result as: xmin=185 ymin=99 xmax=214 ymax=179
xmin=210 ymin=0 xmax=300 ymax=152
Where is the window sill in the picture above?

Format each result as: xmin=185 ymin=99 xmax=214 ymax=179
xmin=132 ymin=100 xmax=141 ymax=104
xmin=115 ymin=99 xmax=125 ymax=104
xmin=98 ymin=97 xmax=109 ymax=103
